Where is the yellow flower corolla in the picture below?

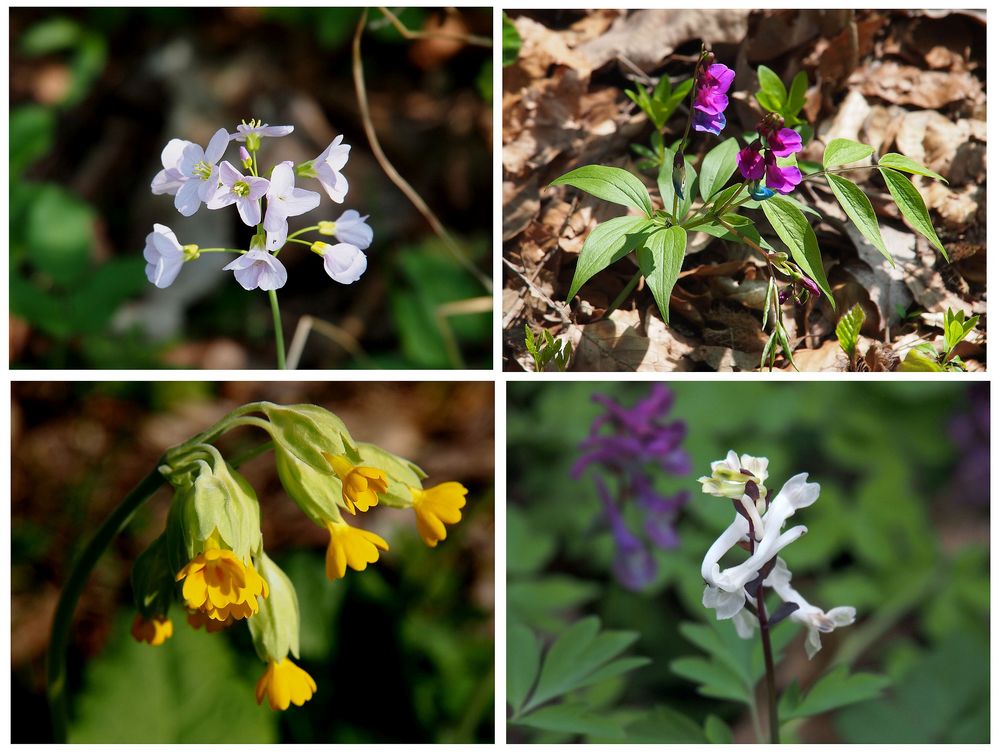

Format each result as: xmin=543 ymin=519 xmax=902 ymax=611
xmin=323 ymin=453 xmax=388 ymax=514
xmin=324 ymin=520 xmax=389 ymax=580
xmin=255 ymin=657 xmax=317 ymax=711
xmin=176 ymin=548 xmax=269 ymax=621
xmin=186 ymin=610 xmax=234 ymax=633
xmin=411 ymin=482 xmax=468 ymax=547
xmin=130 ymin=614 xmax=173 ymax=646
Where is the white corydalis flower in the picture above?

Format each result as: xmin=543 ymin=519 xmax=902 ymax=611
xmin=263 ymin=161 xmax=321 ymax=251
xmin=223 ymin=236 xmax=287 ymax=291
xmin=143 ymin=223 xmax=185 ymax=288
xmin=151 ymin=128 xmax=230 ymax=216
xmin=698 ymin=451 xmax=771 ymax=535
xmin=208 ymin=161 xmax=270 ymax=226
xmin=314 ymin=135 xmax=350 ymax=203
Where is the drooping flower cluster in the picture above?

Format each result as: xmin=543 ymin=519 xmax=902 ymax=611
xmin=128 ymin=402 xmax=468 ymax=711
xmin=144 ymin=119 xmax=373 ymax=292
xmin=698 ymin=452 xmax=855 ymax=659
xmin=572 ymin=385 xmax=691 ymax=590
xmin=736 ymin=113 xmax=804 ymax=198
xmin=691 ymin=56 xmax=735 ymax=136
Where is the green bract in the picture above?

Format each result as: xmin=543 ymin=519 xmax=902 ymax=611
xmin=130 ymin=534 xmax=174 ymax=618
xmin=273 ymin=444 xmax=344 ymax=526
xmin=248 ymin=552 xmax=301 ymax=663
xmin=355 ymin=441 xmax=426 ymax=508
xmin=260 ymin=402 xmax=359 ymax=472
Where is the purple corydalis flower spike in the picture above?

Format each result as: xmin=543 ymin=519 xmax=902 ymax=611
xmin=595 ymin=477 xmax=657 ymax=591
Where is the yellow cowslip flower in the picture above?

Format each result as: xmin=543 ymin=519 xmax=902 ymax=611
xmin=324 ymin=520 xmax=389 ymax=580
xmin=130 ymin=614 xmax=173 ymax=646
xmin=176 ymin=548 xmax=269 ymax=622
xmin=255 ymin=657 xmax=317 ymax=711
xmin=186 ymin=610 xmax=234 ymax=633
xmin=411 ymin=482 xmax=468 ymax=547
xmin=323 ymin=453 xmax=388 ymax=514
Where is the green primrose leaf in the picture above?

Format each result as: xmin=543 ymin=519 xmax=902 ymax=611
xmin=879 ymin=167 xmax=948 ymax=259
xmin=878 ymin=152 xmax=947 ymax=183
xmin=550 ymin=165 xmax=653 ymax=217
xmin=835 ymin=303 xmax=866 ymax=359
xmin=502 ymin=13 xmax=521 ymax=66
xmin=699 ymin=137 xmax=740 ymax=203
xmin=761 ymin=196 xmax=835 ymax=307
xmin=826 ymin=173 xmax=892 ymax=264
xmin=637 ymin=226 xmax=687 ymax=324
xmin=823 ymin=138 xmax=875 ymax=169
xmin=566 ymin=215 xmax=653 ymax=301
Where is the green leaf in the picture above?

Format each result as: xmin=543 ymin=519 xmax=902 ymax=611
xmin=25 ymin=184 xmax=95 ymax=286
xmin=761 ymin=195 xmax=834 ymax=307
xmin=530 ymin=617 xmax=643 ymax=709
xmin=637 ymin=226 xmax=687 ymax=324
xmin=784 ymin=70 xmax=809 ymax=119
xmin=826 ymin=173 xmax=891 ymax=263
xmin=670 ymin=656 xmax=752 ymax=704
xmin=781 ymin=665 xmax=891 ymax=719
xmin=704 ymin=714 xmax=734 ymax=744
xmin=900 ymin=348 xmax=944 ymax=372
xmin=878 ymin=152 xmax=947 ymax=183
xmin=10 ymin=105 xmax=55 ymax=177
xmin=835 ymin=303 xmax=866 ymax=359
xmin=625 ymin=706 xmax=707 ymax=743
xmin=502 ymin=12 xmax=521 ymax=66
xmin=517 ymin=702 xmax=623 ymax=738
xmin=508 ymin=622 xmax=542 ymax=714
xmin=657 ymin=148 xmax=696 ymax=220
xmin=507 ymin=577 xmax=599 ymax=628
xmin=756 ymin=65 xmax=787 ymax=110
xmin=823 ymin=138 xmax=875 ymax=169
xmin=699 ymin=137 xmax=740 ymax=203
xmin=879 ymin=167 xmax=948 ymax=259
xmin=69 ymin=611 xmax=277 ymax=743
xmin=550 ymin=165 xmax=653 ymax=217
xmin=566 ymin=215 xmax=653 ymax=300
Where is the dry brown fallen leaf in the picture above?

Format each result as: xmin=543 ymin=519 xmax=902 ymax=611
xmin=849 ymin=60 xmax=984 ymax=109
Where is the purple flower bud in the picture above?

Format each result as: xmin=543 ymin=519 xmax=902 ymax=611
xmin=778 ymin=287 xmax=792 ymax=304
xmin=801 ymin=276 xmax=821 ymax=297
xmin=737 ymin=146 xmax=765 ymax=181
xmin=240 ymin=146 xmax=251 ymax=164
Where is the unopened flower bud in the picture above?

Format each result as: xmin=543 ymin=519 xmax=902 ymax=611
xmin=259 ymin=402 xmax=358 ymax=475
xmin=247 ymin=552 xmax=301 ymax=664
xmin=240 ymin=146 xmax=252 ymax=169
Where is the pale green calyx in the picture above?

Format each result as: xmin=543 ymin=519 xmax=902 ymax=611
xmin=259 ymin=402 xmax=359 ymax=473
xmin=130 ymin=534 xmax=175 ymax=618
xmin=248 ymin=552 xmax=301 ymax=663
xmin=355 ymin=441 xmax=427 ymax=509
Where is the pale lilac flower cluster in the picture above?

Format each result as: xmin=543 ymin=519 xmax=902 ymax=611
xmin=144 ymin=119 xmax=373 ymax=292
xmin=572 ymin=385 xmax=691 ymax=591
xmin=699 ymin=452 xmax=856 ymax=659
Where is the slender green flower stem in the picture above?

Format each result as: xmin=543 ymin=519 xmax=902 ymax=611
xmin=46 ymin=465 xmax=167 ymax=743
xmin=285 ymin=238 xmax=314 ymax=248
xmin=269 ymin=290 xmax=286 ymax=369
xmin=286 ymin=225 xmax=320 ymax=241
xmin=604 ymin=269 xmax=643 ymax=319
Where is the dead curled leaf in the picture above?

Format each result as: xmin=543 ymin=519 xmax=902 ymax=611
xmin=849 ymin=60 xmax=984 ymax=109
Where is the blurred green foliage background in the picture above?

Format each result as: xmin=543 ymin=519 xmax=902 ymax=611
xmin=507 ymin=381 xmax=988 ymax=743
xmin=12 ymin=381 xmax=494 ymax=743
xmin=9 ymin=8 xmax=491 ymax=369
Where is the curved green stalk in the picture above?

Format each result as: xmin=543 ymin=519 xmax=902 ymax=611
xmin=46 ymin=466 xmax=167 ymax=742
xmin=269 ymin=290 xmax=287 ymax=370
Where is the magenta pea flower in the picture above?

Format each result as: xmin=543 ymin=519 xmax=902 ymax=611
xmin=263 ymin=161 xmax=321 ymax=251
xmin=737 ymin=146 xmax=766 ymax=182
xmin=223 ymin=236 xmax=287 ymax=291
xmin=208 ymin=161 xmax=270 ymax=226
xmin=692 ymin=62 xmax=735 ymax=135
xmin=764 ymin=152 xmax=802 ymax=194
xmin=314 ymin=135 xmax=351 ymax=203
xmin=768 ymin=128 xmax=803 ymax=158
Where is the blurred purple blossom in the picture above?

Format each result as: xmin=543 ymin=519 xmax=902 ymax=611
xmin=575 ymin=385 xmax=691 ymax=591
xmin=949 ymin=384 xmax=989 ymax=506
